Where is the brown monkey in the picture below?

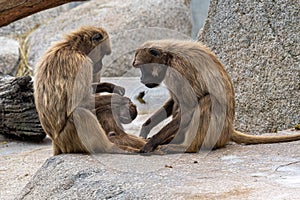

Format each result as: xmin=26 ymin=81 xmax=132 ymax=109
xmin=94 ymin=94 xmax=146 ymax=152
xmin=132 ymin=40 xmax=300 ymax=153
xmin=34 ymin=26 xmax=127 ymax=155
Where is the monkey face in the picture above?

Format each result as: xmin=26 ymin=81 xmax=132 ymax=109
xmin=95 ymin=95 xmax=137 ymax=126
xmin=133 ymin=47 xmax=172 ymax=88
xmin=89 ymin=33 xmax=111 ymax=74
xmin=110 ymin=95 xmax=138 ymax=124
xmin=117 ymin=97 xmax=138 ymax=124
xmin=70 ymin=26 xmax=111 ymax=74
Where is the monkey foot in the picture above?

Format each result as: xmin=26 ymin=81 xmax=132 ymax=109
xmin=159 ymin=144 xmax=188 ymax=154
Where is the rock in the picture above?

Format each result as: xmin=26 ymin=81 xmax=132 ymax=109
xmin=0 ymin=37 xmax=20 ymax=76
xmin=0 ymin=75 xmax=46 ymax=142
xmin=16 ymin=140 xmax=300 ymax=199
xmin=198 ymin=0 xmax=299 ymax=133
xmin=27 ymin=0 xmax=191 ymax=77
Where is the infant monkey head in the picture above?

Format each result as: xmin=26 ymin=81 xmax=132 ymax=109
xmin=132 ymin=46 xmax=173 ymax=88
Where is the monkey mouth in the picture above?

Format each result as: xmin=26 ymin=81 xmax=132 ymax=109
xmin=93 ymin=60 xmax=103 ymax=73
xmin=145 ymin=83 xmax=160 ymax=88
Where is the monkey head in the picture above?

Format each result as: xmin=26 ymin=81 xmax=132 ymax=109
xmin=66 ymin=26 xmax=112 ymax=74
xmin=95 ymin=94 xmax=137 ymax=125
xmin=132 ymin=46 xmax=172 ymax=88
xmin=113 ymin=96 xmax=138 ymax=124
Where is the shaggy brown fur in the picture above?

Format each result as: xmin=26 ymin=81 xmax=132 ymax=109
xmin=34 ymin=26 xmax=128 ymax=155
xmin=132 ymin=39 xmax=300 ymax=153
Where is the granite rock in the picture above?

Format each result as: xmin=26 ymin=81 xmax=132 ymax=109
xmin=16 ymin=140 xmax=300 ymax=200
xmin=27 ymin=0 xmax=191 ymax=77
xmin=199 ymin=0 xmax=300 ymax=133
xmin=0 ymin=37 xmax=20 ymax=76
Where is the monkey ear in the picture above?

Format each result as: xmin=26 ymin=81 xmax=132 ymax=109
xmin=167 ymin=54 xmax=173 ymax=66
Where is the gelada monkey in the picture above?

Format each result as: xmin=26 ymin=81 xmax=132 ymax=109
xmin=34 ymin=26 xmax=130 ymax=155
xmin=132 ymin=39 xmax=300 ymax=153
xmin=94 ymin=94 xmax=146 ymax=152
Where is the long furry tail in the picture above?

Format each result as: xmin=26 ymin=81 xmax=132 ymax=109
xmin=231 ymin=130 xmax=300 ymax=145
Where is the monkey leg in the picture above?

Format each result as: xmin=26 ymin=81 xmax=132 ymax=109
xmin=185 ymin=94 xmax=228 ymax=152
xmin=140 ymin=115 xmax=180 ymax=153
xmin=53 ymin=115 xmax=90 ymax=155
xmin=155 ymin=109 xmax=198 ymax=153
xmin=52 ymin=143 xmax=63 ymax=155
xmin=146 ymin=96 xmax=202 ymax=154
xmin=72 ymin=107 xmax=125 ymax=154
xmin=116 ymin=145 xmax=141 ymax=153
xmin=92 ymin=82 xmax=125 ymax=96
xmin=139 ymin=98 xmax=175 ymax=138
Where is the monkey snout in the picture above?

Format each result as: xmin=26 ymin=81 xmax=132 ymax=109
xmin=129 ymin=103 xmax=138 ymax=120
xmin=141 ymin=78 xmax=160 ymax=88
xmin=119 ymin=102 xmax=137 ymax=124
xmin=132 ymin=59 xmax=139 ymax=68
xmin=145 ymin=83 xmax=160 ymax=88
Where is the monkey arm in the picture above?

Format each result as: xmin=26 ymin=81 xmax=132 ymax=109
xmin=92 ymin=82 xmax=125 ymax=96
xmin=67 ymin=59 xmax=93 ymax=116
xmin=140 ymin=114 xmax=180 ymax=153
xmin=139 ymin=98 xmax=175 ymax=138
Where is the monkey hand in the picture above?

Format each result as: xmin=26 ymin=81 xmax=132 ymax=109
xmin=113 ymin=85 xmax=125 ymax=96
xmin=140 ymin=140 xmax=157 ymax=153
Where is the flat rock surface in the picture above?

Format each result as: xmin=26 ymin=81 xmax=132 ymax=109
xmin=6 ymin=136 xmax=300 ymax=200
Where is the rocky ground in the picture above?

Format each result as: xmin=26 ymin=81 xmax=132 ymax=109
xmin=1 ymin=78 xmax=299 ymax=199
xmin=1 ymin=131 xmax=300 ymax=199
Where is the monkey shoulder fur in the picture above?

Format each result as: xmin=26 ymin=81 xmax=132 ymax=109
xmin=34 ymin=26 xmax=129 ymax=155
xmin=132 ymin=39 xmax=300 ymax=153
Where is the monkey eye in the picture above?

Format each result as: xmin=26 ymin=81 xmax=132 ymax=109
xmin=108 ymin=131 xmax=117 ymax=137
xmin=149 ymin=48 xmax=161 ymax=57
xmin=92 ymin=33 xmax=103 ymax=42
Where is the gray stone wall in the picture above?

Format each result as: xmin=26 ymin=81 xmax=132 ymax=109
xmin=199 ymin=0 xmax=299 ymax=133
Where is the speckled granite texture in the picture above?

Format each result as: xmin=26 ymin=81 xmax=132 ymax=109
xmin=199 ymin=0 xmax=299 ymax=133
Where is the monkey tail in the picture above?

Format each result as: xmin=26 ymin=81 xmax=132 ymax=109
xmin=231 ymin=130 xmax=300 ymax=145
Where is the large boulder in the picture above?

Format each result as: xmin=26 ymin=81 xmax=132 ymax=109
xmin=27 ymin=0 xmax=191 ymax=77
xmin=199 ymin=0 xmax=299 ymax=133
xmin=0 ymin=37 xmax=20 ymax=76
xmin=16 ymin=140 xmax=300 ymax=199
